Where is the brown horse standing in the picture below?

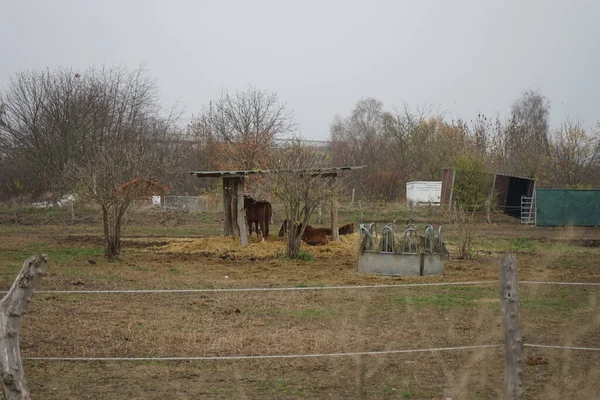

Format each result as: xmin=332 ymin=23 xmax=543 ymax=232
xmin=244 ymin=196 xmax=272 ymax=241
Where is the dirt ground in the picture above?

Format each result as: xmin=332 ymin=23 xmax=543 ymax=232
xmin=1 ymin=207 xmax=599 ymax=399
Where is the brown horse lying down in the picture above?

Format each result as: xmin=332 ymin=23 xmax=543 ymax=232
xmin=339 ymin=223 xmax=355 ymax=235
xmin=302 ymin=226 xmax=328 ymax=246
xmin=278 ymin=220 xmax=328 ymax=246
xmin=305 ymin=223 xmax=354 ymax=236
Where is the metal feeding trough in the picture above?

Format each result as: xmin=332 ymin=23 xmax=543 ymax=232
xmin=358 ymin=223 xmax=447 ymax=276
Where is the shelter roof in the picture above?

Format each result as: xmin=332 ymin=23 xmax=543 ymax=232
xmin=189 ymin=166 xmax=364 ymax=178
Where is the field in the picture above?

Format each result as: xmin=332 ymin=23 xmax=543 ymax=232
xmin=1 ymin=204 xmax=599 ymax=399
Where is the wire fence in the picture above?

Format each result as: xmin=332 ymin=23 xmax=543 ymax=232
xmin=9 ymin=279 xmax=598 ymax=295
xmin=11 ymin=267 xmax=598 ymax=400
xmin=24 ymin=343 xmax=600 ymax=362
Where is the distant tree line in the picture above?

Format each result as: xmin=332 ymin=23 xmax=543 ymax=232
xmin=330 ymin=93 xmax=600 ymax=200
xmin=1 ymin=66 xmax=599 ymax=205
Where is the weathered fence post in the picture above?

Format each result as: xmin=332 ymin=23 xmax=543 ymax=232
xmin=0 ymin=254 xmax=49 ymax=400
xmin=499 ymin=254 xmax=524 ymax=400
xmin=351 ymin=188 xmax=355 ymax=204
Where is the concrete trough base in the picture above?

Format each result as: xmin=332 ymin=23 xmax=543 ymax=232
xmin=358 ymin=253 xmax=444 ymax=276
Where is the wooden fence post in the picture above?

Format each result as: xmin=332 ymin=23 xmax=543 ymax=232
xmin=358 ymin=200 xmax=363 ymax=223
xmin=499 ymin=254 xmax=524 ymax=400
xmin=0 ymin=254 xmax=49 ymax=400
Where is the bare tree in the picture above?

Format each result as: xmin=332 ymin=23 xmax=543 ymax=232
xmin=505 ymin=90 xmax=551 ymax=177
xmin=547 ymin=118 xmax=600 ymax=187
xmin=330 ymin=98 xmax=388 ymax=199
xmin=192 ymin=87 xmax=296 ymax=169
xmin=67 ymin=67 xmax=181 ymax=260
xmin=331 ymin=99 xmax=460 ymax=201
xmin=259 ymin=141 xmax=343 ymax=259
xmin=0 ymin=68 xmax=94 ymax=197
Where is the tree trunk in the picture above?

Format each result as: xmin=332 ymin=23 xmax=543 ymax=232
xmin=286 ymin=231 xmax=303 ymax=259
xmin=0 ymin=254 xmax=49 ymax=400
xmin=103 ymin=204 xmax=124 ymax=261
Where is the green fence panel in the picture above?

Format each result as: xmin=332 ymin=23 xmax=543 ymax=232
xmin=536 ymin=189 xmax=600 ymax=226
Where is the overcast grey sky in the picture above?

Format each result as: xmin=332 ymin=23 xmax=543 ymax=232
xmin=1 ymin=0 xmax=599 ymax=140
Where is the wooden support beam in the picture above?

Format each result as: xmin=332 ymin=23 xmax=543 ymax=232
xmin=230 ymin=179 xmax=240 ymax=237
xmin=499 ymin=253 xmax=524 ymax=400
xmin=237 ymin=177 xmax=248 ymax=247
xmin=222 ymin=178 xmax=233 ymax=236
xmin=331 ymin=198 xmax=340 ymax=242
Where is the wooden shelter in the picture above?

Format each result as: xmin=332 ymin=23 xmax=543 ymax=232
xmin=441 ymin=168 xmax=536 ymax=218
xmin=189 ymin=167 xmax=364 ymax=246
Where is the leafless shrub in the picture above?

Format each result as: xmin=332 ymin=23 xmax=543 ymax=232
xmin=453 ymin=202 xmax=477 ymax=260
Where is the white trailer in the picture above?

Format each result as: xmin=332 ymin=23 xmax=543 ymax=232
xmin=406 ymin=181 xmax=442 ymax=206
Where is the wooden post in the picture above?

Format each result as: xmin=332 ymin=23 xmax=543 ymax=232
xmin=223 ymin=178 xmax=233 ymax=236
xmin=331 ymin=198 xmax=340 ymax=242
xmin=230 ymin=179 xmax=240 ymax=237
xmin=0 ymin=254 xmax=49 ymax=400
xmin=358 ymin=200 xmax=363 ymax=223
xmin=236 ymin=177 xmax=248 ymax=247
xmin=499 ymin=254 xmax=524 ymax=400
xmin=448 ymin=170 xmax=456 ymax=211
xmin=351 ymin=188 xmax=355 ymax=204
xmin=70 ymin=200 xmax=75 ymax=225
xmin=317 ymin=206 xmax=322 ymax=224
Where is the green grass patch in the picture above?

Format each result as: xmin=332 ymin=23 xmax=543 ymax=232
xmin=44 ymin=246 xmax=104 ymax=264
xmin=297 ymin=308 xmax=329 ymax=319
xmin=520 ymin=297 xmax=584 ymax=312
xmin=391 ymin=293 xmax=481 ymax=308
xmin=509 ymin=237 xmax=536 ymax=251
xmin=297 ymin=250 xmax=314 ymax=261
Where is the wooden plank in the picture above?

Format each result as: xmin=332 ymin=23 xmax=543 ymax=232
xmin=237 ymin=177 xmax=248 ymax=247
xmin=499 ymin=254 xmax=524 ymax=400
xmin=331 ymin=198 xmax=340 ymax=242
xmin=230 ymin=179 xmax=240 ymax=237
xmin=222 ymin=178 xmax=233 ymax=236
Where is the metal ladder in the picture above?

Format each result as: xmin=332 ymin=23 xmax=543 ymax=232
xmin=520 ymin=195 xmax=535 ymax=224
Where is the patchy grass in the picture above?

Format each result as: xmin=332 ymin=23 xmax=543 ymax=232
xmin=2 ymin=205 xmax=600 ymax=399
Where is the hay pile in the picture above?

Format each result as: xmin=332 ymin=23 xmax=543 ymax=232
xmin=155 ymin=234 xmax=360 ymax=259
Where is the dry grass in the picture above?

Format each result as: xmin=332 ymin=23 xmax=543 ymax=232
xmin=1 ymin=211 xmax=600 ymax=399
xmin=156 ymin=233 xmax=360 ymax=260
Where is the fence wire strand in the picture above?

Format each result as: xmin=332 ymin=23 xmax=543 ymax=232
xmin=4 ymin=279 xmax=595 ymax=295
xmin=24 ymin=343 xmax=600 ymax=362
xmin=24 ymin=344 xmax=501 ymax=361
